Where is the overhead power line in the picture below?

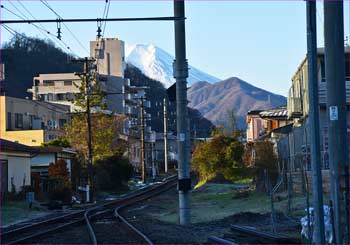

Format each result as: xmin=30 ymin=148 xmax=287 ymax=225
xmin=0 ymin=16 xmax=184 ymax=24
xmin=1 ymin=4 xmax=77 ymax=56
xmin=39 ymin=0 xmax=90 ymax=55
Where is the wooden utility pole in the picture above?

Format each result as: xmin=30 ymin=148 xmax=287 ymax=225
xmin=140 ymin=97 xmax=146 ymax=183
xmin=163 ymin=97 xmax=168 ymax=173
xmin=73 ymin=57 xmax=95 ymax=202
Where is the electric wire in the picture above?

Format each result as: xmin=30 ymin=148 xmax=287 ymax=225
xmin=1 ymin=4 xmax=75 ymax=55
xmin=39 ymin=0 xmax=90 ymax=56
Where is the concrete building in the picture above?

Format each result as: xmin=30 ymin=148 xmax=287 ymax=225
xmin=29 ymin=73 xmax=82 ymax=112
xmin=29 ymin=37 xmax=126 ymax=113
xmin=0 ymin=95 xmax=70 ymax=146
xmin=129 ymin=132 xmax=177 ymax=172
xmin=287 ymin=47 xmax=350 ymax=171
xmin=90 ymin=37 xmax=126 ymax=113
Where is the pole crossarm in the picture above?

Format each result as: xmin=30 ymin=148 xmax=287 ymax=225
xmin=0 ymin=16 xmax=185 ymax=24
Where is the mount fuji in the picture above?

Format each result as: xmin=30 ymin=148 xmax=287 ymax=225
xmin=125 ymin=44 xmax=220 ymax=88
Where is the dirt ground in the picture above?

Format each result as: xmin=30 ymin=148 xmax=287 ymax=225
xmin=123 ymin=185 xmax=302 ymax=244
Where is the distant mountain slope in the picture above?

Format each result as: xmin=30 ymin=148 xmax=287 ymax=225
xmin=125 ymin=44 xmax=220 ymax=88
xmin=188 ymin=77 xmax=287 ymax=129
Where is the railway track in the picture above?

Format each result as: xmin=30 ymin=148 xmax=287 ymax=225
xmin=208 ymin=224 xmax=301 ymax=244
xmin=1 ymin=176 xmax=177 ymax=244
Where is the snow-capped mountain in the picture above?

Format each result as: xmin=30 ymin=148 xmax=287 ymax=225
xmin=125 ymin=44 xmax=220 ymax=88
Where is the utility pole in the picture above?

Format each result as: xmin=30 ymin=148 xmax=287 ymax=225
xmin=163 ymin=97 xmax=168 ymax=173
xmin=73 ymin=57 xmax=95 ymax=202
xmin=306 ymin=1 xmax=325 ymax=243
xmin=173 ymin=0 xmax=190 ymax=225
xmin=324 ymin=1 xmax=347 ymax=243
xmin=140 ymin=97 xmax=146 ymax=183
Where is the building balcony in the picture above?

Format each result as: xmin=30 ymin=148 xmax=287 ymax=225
xmin=287 ymin=97 xmax=303 ymax=119
xmin=318 ymin=80 xmax=350 ymax=105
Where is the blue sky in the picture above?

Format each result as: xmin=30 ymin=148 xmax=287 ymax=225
xmin=1 ymin=1 xmax=349 ymax=96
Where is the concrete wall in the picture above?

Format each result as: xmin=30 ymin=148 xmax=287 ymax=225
xmin=0 ymin=152 xmax=31 ymax=192
xmin=90 ymin=38 xmax=125 ymax=78
xmin=0 ymin=96 xmax=69 ymax=146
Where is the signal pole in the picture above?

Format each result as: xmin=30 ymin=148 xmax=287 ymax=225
xmin=306 ymin=1 xmax=325 ymax=243
xmin=140 ymin=97 xmax=146 ymax=183
xmin=173 ymin=0 xmax=190 ymax=225
xmin=324 ymin=1 xmax=347 ymax=243
xmin=163 ymin=97 xmax=168 ymax=173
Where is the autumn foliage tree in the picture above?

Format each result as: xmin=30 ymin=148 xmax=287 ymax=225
xmin=253 ymin=140 xmax=279 ymax=192
xmin=48 ymin=159 xmax=70 ymax=187
xmin=64 ymin=69 xmax=125 ymax=162
xmin=192 ymin=133 xmax=247 ymax=186
xmin=65 ymin=113 xmax=125 ymax=162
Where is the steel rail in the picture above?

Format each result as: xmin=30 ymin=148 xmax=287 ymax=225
xmin=1 ymin=175 xmax=177 ymax=244
xmin=207 ymin=236 xmax=238 ymax=245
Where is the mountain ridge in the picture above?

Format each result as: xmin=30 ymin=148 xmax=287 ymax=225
xmin=125 ymin=43 xmax=220 ymax=88
xmin=188 ymin=77 xmax=286 ymax=129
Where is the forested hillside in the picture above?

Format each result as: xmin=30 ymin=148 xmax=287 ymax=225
xmin=1 ymin=35 xmax=214 ymax=137
xmin=0 ymin=34 xmax=81 ymax=98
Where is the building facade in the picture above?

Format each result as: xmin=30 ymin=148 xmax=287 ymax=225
xmin=29 ymin=37 xmax=127 ymax=114
xmin=29 ymin=73 xmax=82 ymax=112
xmin=0 ymin=139 xmax=33 ymax=195
xmin=0 ymin=96 xmax=70 ymax=146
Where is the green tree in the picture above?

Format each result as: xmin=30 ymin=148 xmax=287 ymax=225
xmin=65 ymin=66 xmax=125 ymax=162
xmin=41 ymin=138 xmax=71 ymax=148
xmin=253 ymin=140 xmax=279 ymax=192
xmin=192 ymin=134 xmax=248 ymax=187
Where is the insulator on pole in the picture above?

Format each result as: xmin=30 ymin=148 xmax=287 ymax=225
xmin=56 ymin=19 xmax=62 ymax=40
xmin=97 ymin=19 xmax=102 ymax=39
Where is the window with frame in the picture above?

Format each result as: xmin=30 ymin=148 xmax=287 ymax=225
xmin=59 ymin=119 xmax=67 ymax=129
xmin=7 ymin=112 xmax=12 ymax=130
xmin=15 ymin=113 xmax=23 ymax=128
xmin=64 ymin=80 xmax=72 ymax=86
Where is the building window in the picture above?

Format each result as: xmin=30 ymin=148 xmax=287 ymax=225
xmin=320 ymin=58 xmax=326 ymax=82
xmin=15 ymin=113 xmax=23 ymax=128
xmin=345 ymin=54 xmax=350 ymax=81
xmin=64 ymin=80 xmax=72 ymax=86
xmin=7 ymin=112 xmax=12 ymax=130
xmin=44 ymin=81 xmax=55 ymax=86
xmin=59 ymin=119 xmax=67 ymax=129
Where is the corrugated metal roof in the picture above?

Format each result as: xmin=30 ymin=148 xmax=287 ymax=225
xmin=259 ymin=107 xmax=288 ymax=119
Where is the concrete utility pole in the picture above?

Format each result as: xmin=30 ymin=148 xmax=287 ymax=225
xmin=140 ymin=97 xmax=146 ymax=183
xmin=163 ymin=97 xmax=168 ymax=173
xmin=306 ymin=1 xmax=325 ymax=243
xmin=173 ymin=0 xmax=190 ymax=225
xmin=324 ymin=1 xmax=347 ymax=243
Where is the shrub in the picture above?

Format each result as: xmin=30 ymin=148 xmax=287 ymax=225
xmin=95 ymin=153 xmax=133 ymax=191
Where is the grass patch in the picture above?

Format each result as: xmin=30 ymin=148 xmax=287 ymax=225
xmin=1 ymin=201 xmax=47 ymax=226
xmin=148 ymin=182 xmax=313 ymax=224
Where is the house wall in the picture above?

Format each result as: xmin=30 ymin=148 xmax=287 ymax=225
xmin=0 ymin=152 xmax=31 ymax=192
xmin=31 ymin=153 xmax=72 ymax=175
xmin=0 ymin=96 xmax=70 ymax=146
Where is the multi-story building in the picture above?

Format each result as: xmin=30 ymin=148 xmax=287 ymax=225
xmin=29 ymin=73 xmax=82 ymax=112
xmin=0 ymin=95 xmax=70 ymax=146
xmin=29 ymin=37 xmax=126 ymax=113
xmin=90 ymin=37 xmax=126 ymax=113
xmin=287 ymin=47 xmax=350 ymax=170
